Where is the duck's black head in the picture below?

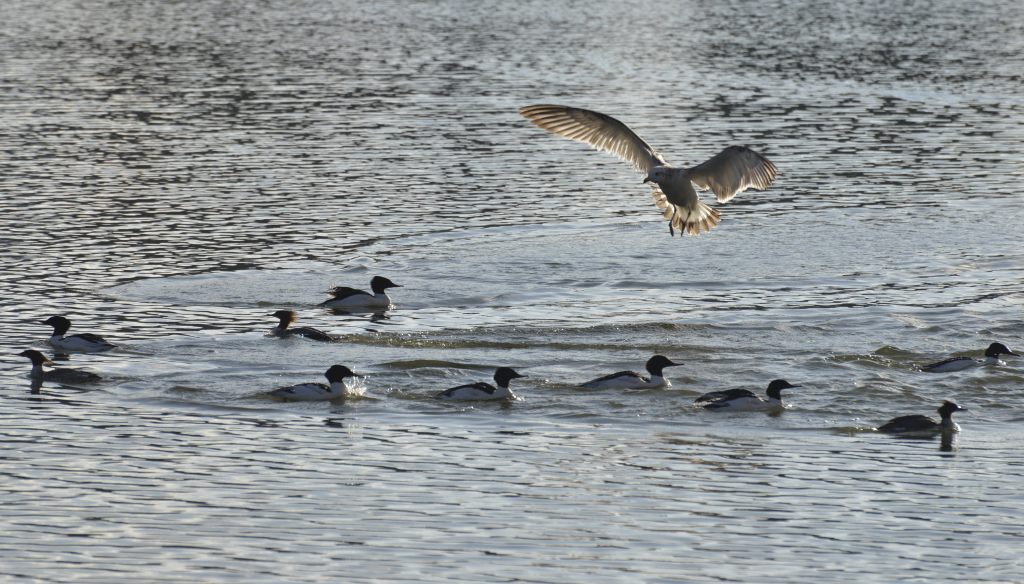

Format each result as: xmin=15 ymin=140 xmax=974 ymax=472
xmin=494 ymin=367 xmax=526 ymax=387
xmin=370 ymin=276 xmax=401 ymax=294
xmin=271 ymin=310 xmax=297 ymax=328
xmin=325 ymin=365 xmax=357 ymax=383
xmin=645 ymin=355 xmax=680 ymax=376
xmin=42 ymin=316 xmax=71 ymax=334
xmin=938 ymin=400 xmax=966 ymax=419
xmin=766 ymin=379 xmax=799 ymax=400
xmin=18 ymin=349 xmax=52 ymax=366
xmin=985 ymin=342 xmax=1016 ymax=358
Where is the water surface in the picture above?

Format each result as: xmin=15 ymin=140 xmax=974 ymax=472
xmin=2 ymin=0 xmax=1023 ymax=581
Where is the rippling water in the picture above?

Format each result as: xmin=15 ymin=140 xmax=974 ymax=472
xmin=2 ymin=0 xmax=1023 ymax=581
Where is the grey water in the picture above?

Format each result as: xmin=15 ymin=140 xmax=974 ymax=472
xmin=2 ymin=0 xmax=1023 ymax=581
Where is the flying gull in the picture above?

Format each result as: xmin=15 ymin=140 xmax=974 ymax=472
xmin=519 ymin=104 xmax=778 ymax=236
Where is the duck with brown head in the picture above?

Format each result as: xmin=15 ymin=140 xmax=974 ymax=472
xmin=270 ymin=310 xmax=337 ymax=342
xmin=878 ymin=401 xmax=966 ymax=436
xmin=18 ymin=349 xmax=101 ymax=383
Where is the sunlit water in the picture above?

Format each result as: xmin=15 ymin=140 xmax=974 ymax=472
xmin=2 ymin=0 xmax=1023 ymax=581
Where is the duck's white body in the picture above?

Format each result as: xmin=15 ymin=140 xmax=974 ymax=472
xmin=436 ymin=382 xmax=513 ymax=401
xmin=922 ymin=355 xmax=998 ymax=373
xmin=270 ymin=381 xmax=360 ymax=401
xmin=581 ymin=373 xmax=668 ymax=390
xmin=702 ymin=393 xmax=782 ymax=412
xmin=48 ymin=334 xmax=114 ymax=353
xmin=321 ymin=291 xmax=392 ymax=309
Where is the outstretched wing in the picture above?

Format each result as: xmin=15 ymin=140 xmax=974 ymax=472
xmin=687 ymin=146 xmax=777 ymax=203
xmin=519 ymin=104 xmax=669 ymax=174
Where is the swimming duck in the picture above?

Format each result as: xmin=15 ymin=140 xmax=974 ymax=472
xmin=695 ymin=379 xmax=798 ymax=411
xmin=18 ymin=349 xmax=101 ymax=383
xmin=921 ymin=342 xmax=1016 ymax=373
xmin=579 ymin=355 xmax=680 ymax=389
xmin=320 ymin=276 xmax=401 ymax=309
xmin=270 ymin=310 xmax=337 ymax=342
xmin=435 ymin=367 xmax=526 ymax=401
xmin=269 ymin=365 xmax=361 ymax=401
xmin=878 ymin=401 xmax=966 ymax=436
xmin=42 ymin=316 xmax=116 ymax=352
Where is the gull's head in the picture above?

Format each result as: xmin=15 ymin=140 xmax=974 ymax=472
xmin=643 ymin=166 xmax=668 ymax=184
